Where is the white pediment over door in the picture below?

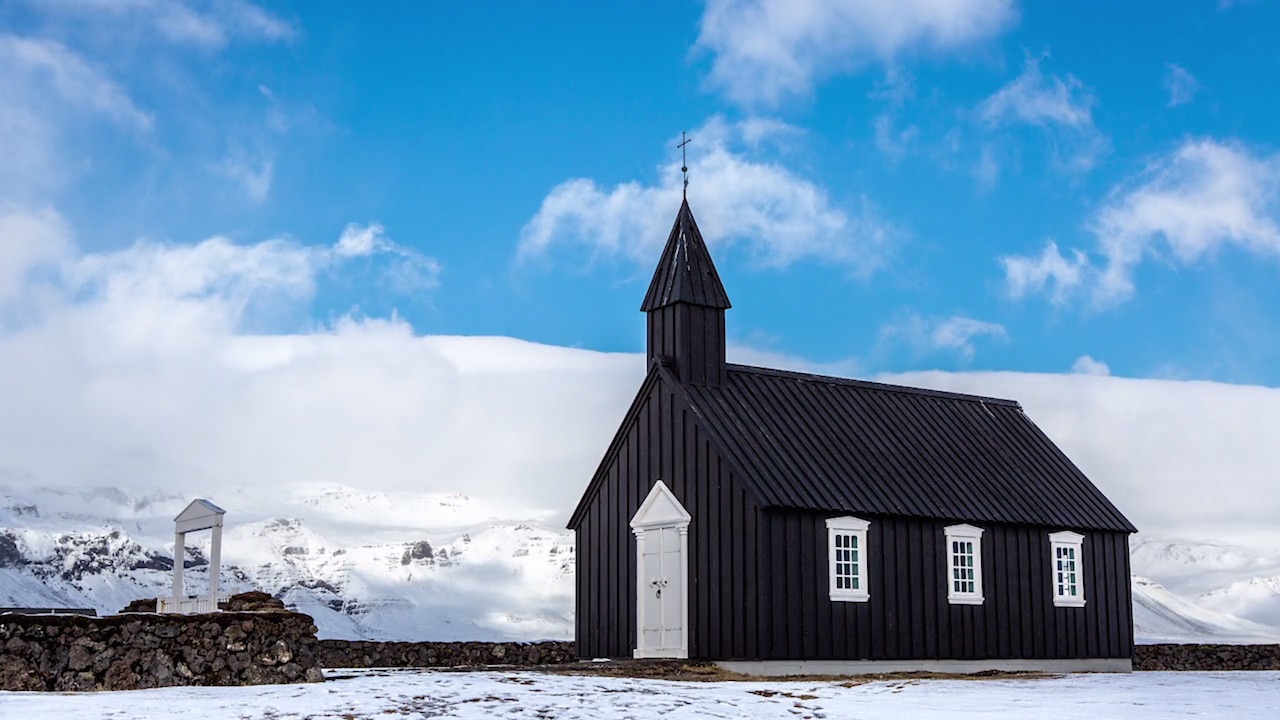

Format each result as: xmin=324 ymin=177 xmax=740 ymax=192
xmin=631 ymin=480 xmax=691 ymax=531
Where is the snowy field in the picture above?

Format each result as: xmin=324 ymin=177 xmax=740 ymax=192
xmin=4 ymin=669 xmax=1279 ymax=720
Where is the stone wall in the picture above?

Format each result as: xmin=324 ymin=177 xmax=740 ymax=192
xmin=1134 ymin=643 xmax=1280 ymax=671
xmin=317 ymin=641 xmax=1280 ymax=672
xmin=318 ymin=639 xmax=576 ymax=669
xmin=0 ymin=610 xmax=325 ymax=691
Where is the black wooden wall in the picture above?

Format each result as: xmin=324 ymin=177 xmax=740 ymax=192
xmin=574 ymin=370 xmax=758 ymax=659
xmin=753 ymin=513 xmax=1134 ymax=661
xmin=574 ymin=373 xmax=1135 ymax=661
xmin=646 ymin=304 xmax=727 ymax=386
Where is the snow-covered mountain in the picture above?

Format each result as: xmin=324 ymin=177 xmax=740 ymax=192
xmin=1129 ymin=535 xmax=1280 ymax=630
xmin=2 ymin=485 xmax=1277 ymax=645
xmin=0 ymin=486 xmax=574 ymax=641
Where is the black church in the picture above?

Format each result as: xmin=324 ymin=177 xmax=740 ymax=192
xmin=568 ymin=199 xmax=1137 ymax=674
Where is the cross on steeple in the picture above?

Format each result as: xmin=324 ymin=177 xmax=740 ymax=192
xmin=678 ymin=131 xmax=692 ymax=198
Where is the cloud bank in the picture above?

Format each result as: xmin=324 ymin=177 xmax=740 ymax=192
xmin=3 ymin=204 xmax=1279 ymax=537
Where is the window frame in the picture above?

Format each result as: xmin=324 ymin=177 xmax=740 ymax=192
xmin=825 ymin=516 xmax=870 ymax=603
xmin=1049 ymin=531 xmax=1086 ymax=607
xmin=944 ymin=523 xmax=985 ymax=605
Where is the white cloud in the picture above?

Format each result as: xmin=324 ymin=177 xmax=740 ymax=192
xmin=999 ymin=239 xmax=1089 ymax=304
xmin=880 ymin=313 xmax=1007 ymax=361
xmin=519 ymin=117 xmax=898 ymax=273
xmin=1094 ymin=139 xmax=1280 ymax=280
xmin=1071 ymin=355 xmax=1110 ymax=376
xmin=0 ymin=214 xmax=620 ymax=517
xmin=0 ymin=205 xmax=73 ymax=308
xmin=1002 ymin=139 xmax=1280 ymax=307
xmin=972 ymin=144 xmax=1000 ymax=190
xmin=870 ymin=69 xmax=919 ymax=159
xmin=2 ymin=36 xmax=151 ymax=136
xmin=33 ymin=0 xmax=296 ymax=48
xmin=695 ymin=0 xmax=1018 ymax=106
xmin=0 ymin=36 xmax=151 ymax=129
xmin=977 ymin=55 xmax=1107 ymax=173
xmin=0 ymin=35 xmax=151 ymax=198
xmin=335 ymin=222 xmax=443 ymax=293
xmin=1165 ymin=64 xmax=1200 ymax=107
xmin=979 ymin=57 xmax=1094 ymax=128
xmin=217 ymin=151 xmax=275 ymax=203
xmin=1 ymin=210 xmax=438 ymax=332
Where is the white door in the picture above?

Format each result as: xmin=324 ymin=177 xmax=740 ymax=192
xmin=630 ymin=480 xmax=690 ymax=659
xmin=638 ymin=524 xmax=685 ymax=657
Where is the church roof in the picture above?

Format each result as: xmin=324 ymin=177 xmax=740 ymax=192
xmin=640 ymin=199 xmax=731 ymax=311
xmin=677 ymin=364 xmax=1136 ymax=533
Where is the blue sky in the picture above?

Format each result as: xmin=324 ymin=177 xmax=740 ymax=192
xmin=4 ymin=0 xmax=1280 ymax=384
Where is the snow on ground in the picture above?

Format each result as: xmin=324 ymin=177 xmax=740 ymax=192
xmin=4 ymin=669 xmax=1280 ymax=720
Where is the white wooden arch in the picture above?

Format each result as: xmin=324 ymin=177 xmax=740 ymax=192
xmin=159 ymin=499 xmax=226 ymax=614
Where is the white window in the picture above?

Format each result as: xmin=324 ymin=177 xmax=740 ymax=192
xmin=826 ymin=516 xmax=869 ymax=602
xmin=944 ymin=524 xmax=984 ymax=605
xmin=1050 ymin=531 xmax=1086 ymax=607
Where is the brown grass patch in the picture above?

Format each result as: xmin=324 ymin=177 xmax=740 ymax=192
xmin=532 ymin=659 xmax=1057 ymax=683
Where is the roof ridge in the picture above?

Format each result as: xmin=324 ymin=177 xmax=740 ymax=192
xmin=724 ymin=363 xmax=1022 ymax=408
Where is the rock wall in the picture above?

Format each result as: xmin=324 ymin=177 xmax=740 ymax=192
xmin=0 ymin=610 xmax=325 ymax=691
xmin=1134 ymin=644 xmax=1280 ymax=671
xmin=317 ymin=640 xmax=1280 ymax=672
xmin=318 ymin=639 xmax=575 ymax=669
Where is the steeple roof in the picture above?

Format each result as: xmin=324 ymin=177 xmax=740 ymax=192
xmin=640 ymin=199 xmax=731 ymax=312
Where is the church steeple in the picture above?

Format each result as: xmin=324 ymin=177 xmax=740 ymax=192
xmin=642 ymin=199 xmax=730 ymax=385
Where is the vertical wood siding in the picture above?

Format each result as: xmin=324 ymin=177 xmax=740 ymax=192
xmin=753 ymin=513 xmax=1133 ymax=660
xmin=646 ymin=304 xmax=727 ymax=385
xmin=575 ymin=375 xmax=757 ymax=659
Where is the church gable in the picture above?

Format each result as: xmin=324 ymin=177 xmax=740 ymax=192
xmin=567 ymin=361 xmax=761 ymax=530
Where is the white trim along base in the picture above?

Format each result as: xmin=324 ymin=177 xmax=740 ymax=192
xmin=716 ymin=658 xmax=1132 ymax=676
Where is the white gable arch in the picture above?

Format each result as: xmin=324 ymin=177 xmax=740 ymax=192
xmin=161 ymin=498 xmax=227 ymax=614
xmin=175 ymin=498 xmax=226 ymax=534
xmin=630 ymin=480 xmax=691 ymax=531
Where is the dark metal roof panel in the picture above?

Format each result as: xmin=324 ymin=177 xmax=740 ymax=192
xmin=680 ymin=364 xmax=1136 ymax=533
xmin=640 ymin=199 xmax=732 ymax=311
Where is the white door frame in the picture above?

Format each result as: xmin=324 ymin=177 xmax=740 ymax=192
xmin=630 ymin=480 xmax=690 ymax=659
